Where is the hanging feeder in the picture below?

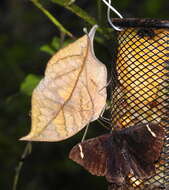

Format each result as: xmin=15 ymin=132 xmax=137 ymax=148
xmin=111 ymin=18 xmax=169 ymax=190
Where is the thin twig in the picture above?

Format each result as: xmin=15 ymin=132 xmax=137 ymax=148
xmin=31 ymin=0 xmax=75 ymax=38
xmin=52 ymin=0 xmax=97 ymax=25
xmin=60 ymin=31 xmax=66 ymax=48
xmin=97 ymin=0 xmax=102 ymax=22
xmin=51 ymin=0 xmax=111 ymax=39
xmin=12 ymin=142 xmax=32 ymax=190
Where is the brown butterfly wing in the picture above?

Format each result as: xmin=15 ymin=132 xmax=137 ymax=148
xmin=69 ymin=123 xmax=165 ymax=184
xmin=122 ymin=123 xmax=165 ymax=177
xmin=123 ymin=123 xmax=165 ymax=162
xmin=125 ymin=148 xmax=156 ymax=178
xmin=69 ymin=134 xmax=111 ymax=176
xmin=105 ymin=136 xmax=131 ymax=185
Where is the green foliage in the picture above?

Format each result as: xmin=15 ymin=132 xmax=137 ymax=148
xmin=20 ymin=74 xmax=41 ymax=96
xmin=40 ymin=44 xmax=56 ymax=55
xmin=145 ymin=0 xmax=163 ymax=16
xmin=40 ymin=36 xmax=74 ymax=55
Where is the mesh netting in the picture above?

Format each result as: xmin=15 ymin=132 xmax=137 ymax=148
xmin=111 ymin=19 xmax=169 ymax=190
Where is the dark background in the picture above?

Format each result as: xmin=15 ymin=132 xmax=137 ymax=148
xmin=1 ymin=0 xmax=169 ymax=189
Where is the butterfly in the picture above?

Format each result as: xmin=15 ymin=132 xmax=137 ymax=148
xmin=69 ymin=123 xmax=165 ymax=187
xmin=20 ymin=25 xmax=107 ymax=142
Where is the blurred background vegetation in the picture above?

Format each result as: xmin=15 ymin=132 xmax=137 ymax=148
xmin=1 ymin=0 xmax=169 ymax=189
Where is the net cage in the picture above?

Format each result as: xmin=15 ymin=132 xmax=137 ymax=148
xmin=110 ymin=18 xmax=169 ymax=190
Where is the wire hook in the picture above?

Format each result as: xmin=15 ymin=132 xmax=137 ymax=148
xmin=101 ymin=0 xmax=123 ymax=31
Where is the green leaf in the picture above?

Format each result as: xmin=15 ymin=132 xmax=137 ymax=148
xmin=20 ymin=74 xmax=41 ymax=96
xmin=40 ymin=45 xmax=56 ymax=55
xmin=40 ymin=37 xmax=74 ymax=55
xmin=40 ymin=37 xmax=60 ymax=55
xmin=62 ymin=39 xmax=74 ymax=48
xmin=51 ymin=37 xmax=61 ymax=50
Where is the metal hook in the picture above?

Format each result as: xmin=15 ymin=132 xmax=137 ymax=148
xmin=101 ymin=0 xmax=123 ymax=31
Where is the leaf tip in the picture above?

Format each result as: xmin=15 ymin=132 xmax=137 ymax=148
xmin=19 ymin=135 xmax=32 ymax=141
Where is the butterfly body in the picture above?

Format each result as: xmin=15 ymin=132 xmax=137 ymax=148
xmin=69 ymin=123 xmax=165 ymax=186
xmin=100 ymin=132 xmax=129 ymax=185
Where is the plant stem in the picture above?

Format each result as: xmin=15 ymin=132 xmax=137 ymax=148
xmin=52 ymin=0 xmax=97 ymax=25
xmin=12 ymin=142 xmax=32 ymax=190
xmin=97 ymin=0 xmax=102 ymax=22
xmin=31 ymin=0 xmax=74 ymax=38
xmin=51 ymin=0 xmax=111 ymax=39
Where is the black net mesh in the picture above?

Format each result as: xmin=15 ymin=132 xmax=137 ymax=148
xmin=111 ymin=19 xmax=169 ymax=190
